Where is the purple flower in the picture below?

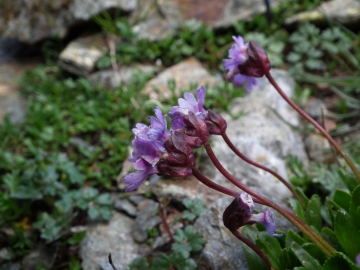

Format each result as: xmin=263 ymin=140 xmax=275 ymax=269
xmin=124 ymin=107 xmax=169 ymax=191
xmin=169 ymin=85 xmax=207 ymax=131
xmin=223 ymin=192 xmax=281 ymax=237
xmin=249 ymin=210 xmax=281 ymax=237
xmin=356 ymin=253 xmax=360 ymax=266
xmin=223 ymin=36 xmax=258 ymax=92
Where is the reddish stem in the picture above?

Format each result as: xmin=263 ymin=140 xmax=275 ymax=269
xmin=159 ymin=203 xmax=175 ymax=243
xmin=221 ymin=132 xmax=305 ymax=208
xmin=265 ymin=71 xmax=360 ymax=183
xmin=191 ymin=167 xmax=240 ymax=197
xmin=232 ymin=229 xmax=275 ymax=270
xmin=203 ymin=142 xmax=335 ymax=257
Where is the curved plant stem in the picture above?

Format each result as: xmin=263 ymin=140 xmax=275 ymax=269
xmin=222 ymin=132 xmax=306 ymax=208
xmin=159 ymin=202 xmax=175 ymax=243
xmin=203 ymin=142 xmax=336 ymax=258
xmin=265 ymin=71 xmax=360 ymax=183
xmin=192 ymin=167 xmax=240 ymax=197
xmin=232 ymin=229 xmax=275 ymax=270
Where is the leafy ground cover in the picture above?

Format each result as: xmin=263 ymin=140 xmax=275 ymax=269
xmin=1 ymin=0 xmax=360 ymax=268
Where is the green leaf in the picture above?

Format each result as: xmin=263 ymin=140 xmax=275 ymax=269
xmin=96 ymin=193 xmax=112 ymax=205
xmin=338 ymin=170 xmax=358 ymax=192
xmin=321 ymin=228 xmax=343 ymax=251
xmin=255 ymin=232 xmax=282 ymax=269
xmin=285 ymin=230 xmax=306 ymax=248
xmin=334 ymin=209 xmax=360 ymax=259
xmin=305 ymin=194 xmax=322 ymax=231
xmin=67 ymin=231 xmax=87 ymax=245
xmin=323 ymin=252 xmax=360 ymax=270
xmin=170 ymin=253 xmax=197 ymax=270
xmin=349 ymin=185 xmax=360 ymax=218
xmin=302 ymin=243 xmax=326 ymax=265
xmin=241 ymin=227 xmax=268 ymax=270
xmin=289 ymin=198 xmax=306 ymax=222
xmin=127 ymin=257 xmax=149 ymax=270
xmin=333 ymin=189 xmax=351 ymax=211
xmin=290 ymin=242 xmax=323 ymax=270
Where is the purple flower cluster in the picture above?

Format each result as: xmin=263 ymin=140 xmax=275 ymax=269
xmin=124 ymin=86 xmax=207 ymax=192
xmin=123 ymin=107 xmax=169 ymax=191
xmin=223 ymin=192 xmax=281 ymax=237
xmin=223 ymin=36 xmax=271 ymax=92
xmin=223 ymin=36 xmax=258 ymax=92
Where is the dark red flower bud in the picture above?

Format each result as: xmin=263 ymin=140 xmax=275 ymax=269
xmin=164 ymin=152 xmax=188 ymax=166
xmin=223 ymin=193 xmax=254 ymax=231
xmin=157 ymin=162 xmax=192 ymax=177
xmin=206 ymin=110 xmax=227 ymax=135
xmin=238 ymin=40 xmax=271 ymax=78
xmin=183 ymin=112 xmax=209 ymax=144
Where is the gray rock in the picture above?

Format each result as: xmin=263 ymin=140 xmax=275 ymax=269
xmin=132 ymin=200 xmax=161 ymax=243
xmin=0 ymin=59 xmax=35 ymax=124
xmin=285 ymin=0 xmax=360 ymax=27
xmin=0 ymin=85 xmax=26 ymax=124
xmin=0 ymin=248 xmax=11 ymax=264
xmin=80 ymin=211 xmax=139 ymax=270
xmin=304 ymin=97 xmax=327 ymax=119
xmin=304 ymin=134 xmax=334 ymax=163
xmin=21 ymin=244 xmax=53 ymax=270
xmin=128 ymin=195 xmax=148 ymax=206
xmin=194 ymin=197 xmax=249 ymax=270
xmin=131 ymin=0 xmax=285 ymax=41
xmin=150 ymin=176 xmax=223 ymax=206
xmin=0 ymin=262 xmax=20 ymax=270
xmin=88 ymin=64 xmax=159 ymax=89
xmin=142 ymin=57 xmax=222 ymax=101
xmin=58 ymin=35 xmax=107 ymax=76
xmin=0 ymin=0 xmax=137 ymax=44
xmin=113 ymin=198 xmax=138 ymax=217
xmin=202 ymin=69 xmax=308 ymax=202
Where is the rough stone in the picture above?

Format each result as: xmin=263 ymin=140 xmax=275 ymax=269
xmin=80 ymin=211 xmax=139 ymax=270
xmin=128 ymin=195 xmax=148 ymax=206
xmin=21 ymin=244 xmax=53 ymax=270
xmin=0 ymin=0 xmax=137 ymax=44
xmin=58 ymin=35 xmax=107 ymax=76
xmin=202 ymin=69 xmax=308 ymax=202
xmin=88 ymin=64 xmax=159 ymax=89
xmin=304 ymin=134 xmax=334 ymax=163
xmin=142 ymin=57 xmax=221 ymax=101
xmin=194 ymin=197 xmax=249 ymax=270
xmin=132 ymin=200 xmax=161 ymax=243
xmin=304 ymin=97 xmax=327 ymax=119
xmin=113 ymin=198 xmax=138 ymax=217
xmin=0 ymin=262 xmax=20 ymax=270
xmin=131 ymin=0 xmax=285 ymax=41
xmin=285 ymin=0 xmax=360 ymax=27
xmin=0 ymin=248 xmax=11 ymax=264
xmin=0 ymin=58 xmax=39 ymax=124
xmin=150 ymin=176 xmax=223 ymax=206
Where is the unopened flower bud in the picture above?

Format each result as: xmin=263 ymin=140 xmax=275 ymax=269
xmin=183 ymin=112 xmax=209 ymax=144
xmin=223 ymin=192 xmax=281 ymax=237
xmin=238 ymin=41 xmax=271 ymax=78
xmin=206 ymin=110 xmax=227 ymax=135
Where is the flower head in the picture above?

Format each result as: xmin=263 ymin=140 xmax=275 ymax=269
xmin=169 ymin=86 xmax=207 ymax=130
xmin=124 ymin=107 xmax=169 ymax=191
xmin=223 ymin=36 xmax=271 ymax=92
xmin=223 ymin=192 xmax=281 ymax=237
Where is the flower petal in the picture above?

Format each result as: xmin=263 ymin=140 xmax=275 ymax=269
xmin=249 ymin=210 xmax=282 ymax=237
